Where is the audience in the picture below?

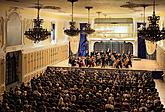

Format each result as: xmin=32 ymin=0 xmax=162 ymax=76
xmin=0 ymin=67 xmax=164 ymax=112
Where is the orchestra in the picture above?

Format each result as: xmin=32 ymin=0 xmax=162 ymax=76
xmin=69 ymin=49 xmax=133 ymax=68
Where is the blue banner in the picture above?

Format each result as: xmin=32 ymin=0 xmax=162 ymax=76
xmin=79 ymin=23 xmax=89 ymax=57
xmin=137 ymin=22 xmax=146 ymax=59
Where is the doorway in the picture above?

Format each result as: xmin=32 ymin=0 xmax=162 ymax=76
xmin=5 ymin=51 xmax=22 ymax=85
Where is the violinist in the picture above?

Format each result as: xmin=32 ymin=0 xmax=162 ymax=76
xmin=106 ymin=48 xmax=110 ymax=55
xmin=109 ymin=54 xmax=115 ymax=66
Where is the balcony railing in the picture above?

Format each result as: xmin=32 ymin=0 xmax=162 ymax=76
xmin=90 ymin=32 xmax=137 ymax=39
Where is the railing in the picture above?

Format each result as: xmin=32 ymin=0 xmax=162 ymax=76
xmin=90 ymin=33 xmax=137 ymax=39
xmin=47 ymin=66 xmax=152 ymax=74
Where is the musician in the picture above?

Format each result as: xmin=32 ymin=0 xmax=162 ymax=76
xmin=121 ymin=50 xmax=126 ymax=63
xmin=71 ymin=57 xmax=77 ymax=67
xmin=114 ymin=54 xmax=122 ymax=68
xmin=90 ymin=51 xmax=94 ymax=57
xmin=96 ymin=54 xmax=101 ymax=66
xmin=123 ymin=52 xmax=132 ymax=68
xmin=127 ymin=51 xmax=133 ymax=67
xmin=109 ymin=54 xmax=115 ymax=66
xmin=106 ymin=48 xmax=110 ymax=55
xmin=101 ymin=54 xmax=106 ymax=68
xmin=77 ymin=57 xmax=83 ymax=67
xmin=100 ymin=50 xmax=104 ymax=56
xmin=85 ymin=56 xmax=90 ymax=67
xmin=89 ymin=56 xmax=95 ymax=67
xmin=94 ymin=50 xmax=99 ymax=56
xmin=105 ymin=54 xmax=109 ymax=66
xmin=112 ymin=50 xmax=118 ymax=59
xmin=85 ymin=50 xmax=89 ymax=57
xmin=68 ymin=56 xmax=72 ymax=66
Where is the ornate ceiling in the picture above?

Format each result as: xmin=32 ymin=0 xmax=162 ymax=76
xmin=1 ymin=0 xmax=165 ymax=18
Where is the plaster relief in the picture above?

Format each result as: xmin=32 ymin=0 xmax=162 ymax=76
xmin=0 ymin=17 xmax=4 ymax=48
xmin=7 ymin=12 xmax=22 ymax=46
xmin=23 ymin=18 xmax=33 ymax=44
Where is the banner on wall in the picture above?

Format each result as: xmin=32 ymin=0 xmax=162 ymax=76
xmin=137 ymin=22 xmax=147 ymax=59
xmin=78 ymin=23 xmax=89 ymax=57
xmin=51 ymin=23 xmax=56 ymax=44
xmin=145 ymin=40 xmax=156 ymax=55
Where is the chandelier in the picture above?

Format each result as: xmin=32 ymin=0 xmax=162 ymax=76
xmin=139 ymin=0 xmax=165 ymax=42
xmin=81 ymin=6 xmax=95 ymax=35
xmin=64 ymin=0 xmax=80 ymax=37
xmin=24 ymin=0 xmax=51 ymax=43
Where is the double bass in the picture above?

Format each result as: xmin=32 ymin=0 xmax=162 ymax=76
xmin=123 ymin=56 xmax=129 ymax=67
xmin=113 ymin=55 xmax=122 ymax=68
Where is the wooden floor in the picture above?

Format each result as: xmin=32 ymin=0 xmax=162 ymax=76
xmin=54 ymin=59 xmax=165 ymax=106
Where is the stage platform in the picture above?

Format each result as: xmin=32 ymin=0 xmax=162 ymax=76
xmin=54 ymin=58 xmax=163 ymax=74
xmin=55 ymin=58 xmax=162 ymax=71
xmin=54 ymin=59 xmax=163 ymax=79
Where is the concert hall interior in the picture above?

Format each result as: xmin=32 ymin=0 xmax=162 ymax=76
xmin=0 ymin=0 xmax=165 ymax=111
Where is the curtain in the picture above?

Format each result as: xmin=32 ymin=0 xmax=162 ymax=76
xmin=137 ymin=22 xmax=146 ymax=59
xmin=69 ymin=36 xmax=80 ymax=55
xmin=78 ymin=23 xmax=89 ymax=56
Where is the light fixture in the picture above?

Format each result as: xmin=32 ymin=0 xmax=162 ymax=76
xmin=64 ymin=0 xmax=80 ymax=37
xmin=24 ymin=0 xmax=51 ymax=43
xmin=139 ymin=0 xmax=165 ymax=42
xmin=81 ymin=6 xmax=95 ymax=35
xmin=138 ymin=4 xmax=152 ymax=30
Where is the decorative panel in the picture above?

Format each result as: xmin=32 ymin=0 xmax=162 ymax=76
xmin=7 ymin=12 xmax=22 ymax=46
xmin=157 ymin=46 xmax=165 ymax=73
xmin=24 ymin=54 xmax=27 ymax=74
xmin=22 ymin=45 xmax=68 ymax=83
xmin=23 ymin=18 xmax=33 ymax=45
xmin=0 ymin=17 xmax=4 ymax=48
xmin=0 ymin=85 xmax=4 ymax=97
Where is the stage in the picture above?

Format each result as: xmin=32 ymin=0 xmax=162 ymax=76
xmin=55 ymin=58 xmax=162 ymax=71
xmin=54 ymin=58 xmax=163 ymax=79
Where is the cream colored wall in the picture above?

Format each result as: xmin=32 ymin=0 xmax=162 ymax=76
xmin=22 ymin=45 xmax=68 ymax=83
xmin=155 ymin=13 xmax=165 ymax=74
xmin=0 ymin=5 xmax=71 ymax=97
xmin=156 ymin=46 xmax=165 ymax=74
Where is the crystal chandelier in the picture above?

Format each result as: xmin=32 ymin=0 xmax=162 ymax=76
xmin=81 ymin=6 xmax=95 ymax=35
xmin=64 ymin=0 xmax=80 ymax=37
xmin=139 ymin=0 xmax=165 ymax=42
xmin=24 ymin=0 xmax=51 ymax=43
